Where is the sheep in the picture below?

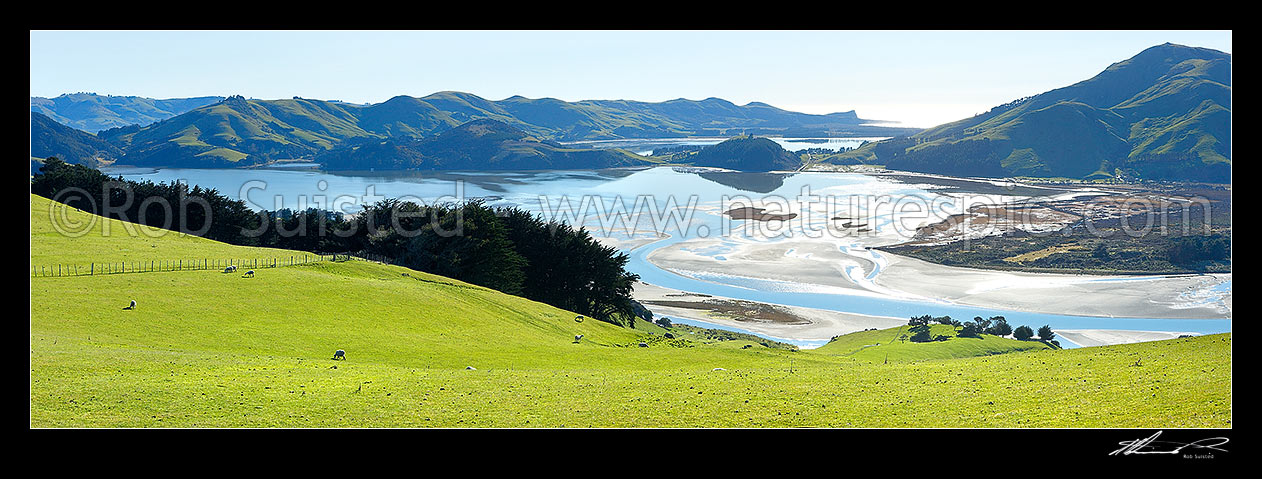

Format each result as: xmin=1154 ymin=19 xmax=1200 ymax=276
xmin=123 ymin=300 xmax=136 ymax=310
xmin=242 ymin=270 xmax=255 ymax=278
xmin=465 ymin=366 xmax=476 ymax=370
xmin=332 ymin=349 xmax=345 ymax=360
xmin=223 ymin=265 xmax=237 ymax=273
xmin=574 ymin=334 xmax=584 ymax=343
xmin=638 ymin=342 xmax=648 ymax=348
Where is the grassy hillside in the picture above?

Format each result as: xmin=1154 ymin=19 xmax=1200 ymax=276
xmin=30 ymin=112 xmax=124 ymax=170
xmin=685 ymin=135 xmax=803 ymax=172
xmin=814 ymin=324 xmax=1053 ymax=362
xmin=316 ymin=119 xmax=656 ymax=170
xmin=51 ymin=92 xmax=920 ymax=168
xmin=30 ymin=194 xmax=1231 ymax=427
xmin=826 ymin=44 xmax=1231 ymax=182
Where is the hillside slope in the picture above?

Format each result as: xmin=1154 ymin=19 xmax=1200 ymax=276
xmin=39 ymin=92 xmax=919 ymax=168
xmin=317 ymin=119 xmax=654 ymax=170
xmin=30 ymin=193 xmax=1231 ymax=427
xmin=828 ymin=43 xmax=1231 ymax=182
xmin=30 ymin=112 xmax=124 ymax=170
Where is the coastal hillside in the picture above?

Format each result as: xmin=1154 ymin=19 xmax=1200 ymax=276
xmin=31 ymin=93 xmax=224 ymax=133
xmin=317 ymin=119 xmax=653 ymax=170
xmin=35 ymin=91 xmax=920 ymax=169
xmin=827 ymin=44 xmax=1231 ymax=182
xmin=686 ymin=136 xmax=803 ymax=172
xmin=98 ymin=95 xmax=374 ymax=167
xmin=30 ymin=112 xmax=124 ymax=171
xmin=30 ymin=193 xmax=1230 ymax=427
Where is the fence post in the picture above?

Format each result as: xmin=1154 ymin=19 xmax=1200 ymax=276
xmin=91 ymin=263 xmax=94 ymax=275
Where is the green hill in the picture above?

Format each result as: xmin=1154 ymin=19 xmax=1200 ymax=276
xmin=316 ymin=119 xmax=655 ymax=170
xmin=814 ymin=324 xmax=1052 ymax=362
xmin=30 ymin=194 xmax=1231 ymax=427
xmin=686 ymin=136 xmax=803 ymax=172
xmin=31 ymin=93 xmax=224 ymax=133
xmin=827 ymin=44 xmax=1231 ymax=182
xmin=101 ymin=95 xmax=375 ymax=167
xmin=30 ymin=112 xmax=124 ymax=171
xmin=38 ymin=92 xmax=919 ymax=168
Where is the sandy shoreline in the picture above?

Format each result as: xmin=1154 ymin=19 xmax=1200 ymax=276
xmin=1055 ymin=330 xmax=1199 ymax=348
xmin=633 ymin=282 xmax=906 ymax=344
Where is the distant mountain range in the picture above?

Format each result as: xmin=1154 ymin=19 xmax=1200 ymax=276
xmin=316 ymin=119 xmax=651 ymax=171
xmin=30 ymin=91 xmax=918 ymax=169
xmin=828 ymin=43 xmax=1231 ymax=182
xmin=30 ymin=93 xmax=225 ymax=133
xmin=29 ymin=44 xmax=1231 ymax=179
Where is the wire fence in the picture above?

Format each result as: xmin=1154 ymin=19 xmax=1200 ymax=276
xmin=30 ymin=253 xmax=355 ymax=278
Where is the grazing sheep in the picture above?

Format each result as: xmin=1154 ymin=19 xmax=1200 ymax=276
xmin=465 ymin=366 xmax=476 ymax=370
xmin=242 ymin=270 xmax=255 ymax=278
xmin=332 ymin=349 xmax=345 ymax=360
xmin=123 ymin=300 xmax=136 ymax=310
xmin=223 ymin=265 xmax=237 ymax=273
xmin=574 ymin=334 xmax=584 ymax=343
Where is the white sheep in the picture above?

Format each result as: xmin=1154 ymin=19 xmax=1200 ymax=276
xmin=574 ymin=334 xmax=584 ymax=343
xmin=123 ymin=300 xmax=136 ymax=310
xmin=223 ymin=265 xmax=237 ymax=273
xmin=332 ymin=349 xmax=345 ymax=360
xmin=242 ymin=270 xmax=255 ymax=278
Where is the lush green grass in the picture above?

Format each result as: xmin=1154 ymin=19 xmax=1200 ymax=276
xmin=814 ymin=324 xmax=1053 ymax=362
xmin=31 ymin=194 xmax=311 ymax=272
xmin=30 ymin=194 xmax=1232 ymax=427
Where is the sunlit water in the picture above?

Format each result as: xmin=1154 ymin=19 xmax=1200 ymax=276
xmin=100 ymin=164 xmax=1232 ymax=347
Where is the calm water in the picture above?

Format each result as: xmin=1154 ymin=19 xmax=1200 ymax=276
xmin=562 ymin=137 xmax=889 ymax=156
xmin=100 ymin=164 xmax=1232 ymax=347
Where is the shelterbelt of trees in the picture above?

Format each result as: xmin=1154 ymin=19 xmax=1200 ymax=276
xmin=30 ymin=158 xmax=641 ymax=326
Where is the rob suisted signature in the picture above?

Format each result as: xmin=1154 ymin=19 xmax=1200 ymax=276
xmin=1110 ymin=430 xmax=1229 ymax=457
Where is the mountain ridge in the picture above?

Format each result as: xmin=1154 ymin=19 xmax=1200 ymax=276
xmin=827 ymin=43 xmax=1231 ymax=182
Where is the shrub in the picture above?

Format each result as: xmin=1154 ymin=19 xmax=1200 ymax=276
xmin=1038 ymin=324 xmax=1056 ymax=341
xmin=1013 ymin=325 xmax=1035 ymax=341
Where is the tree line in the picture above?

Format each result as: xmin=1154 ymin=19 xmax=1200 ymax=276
xmin=907 ymin=314 xmax=1056 ymax=345
xmin=31 ymin=157 xmax=643 ymax=326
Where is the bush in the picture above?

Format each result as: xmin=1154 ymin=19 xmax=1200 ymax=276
xmin=985 ymin=317 xmax=1012 ymax=336
xmin=909 ymin=327 xmax=933 ymax=343
xmin=958 ymin=323 xmax=982 ymax=337
xmin=1013 ymin=325 xmax=1035 ymax=341
xmin=1038 ymin=324 xmax=1056 ymax=341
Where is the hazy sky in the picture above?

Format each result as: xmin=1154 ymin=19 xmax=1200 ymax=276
xmin=30 ymin=30 xmax=1231 ymax=128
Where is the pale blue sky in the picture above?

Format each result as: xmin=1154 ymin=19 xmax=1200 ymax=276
xmin=30 ymin=30 xmax=1231 ymax=128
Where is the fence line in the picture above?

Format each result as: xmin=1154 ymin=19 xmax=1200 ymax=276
xmin=29 ymin=253 xmax=352 ymax=278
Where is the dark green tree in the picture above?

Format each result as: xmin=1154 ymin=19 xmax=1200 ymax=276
xmin=1013 ymin=325 xmax=1035 ymax=341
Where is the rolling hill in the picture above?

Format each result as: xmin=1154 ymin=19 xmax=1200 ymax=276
xmin=36 ymin=91 xmax=918 ymax=169
xmin=31 ymin=93 xmax=224 ymax=133
xmin=30 ymin=112 xmax=124 ymax=171
xmin=686 ymin=135 xmax=803 ymax=172
xmin=826 ymin=43 xmax=1231 ymax=182
xmin=316 ymin=119 xmax=654 ymax=170
xmin=30 ymin=193 xmax=1231 ymax=427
